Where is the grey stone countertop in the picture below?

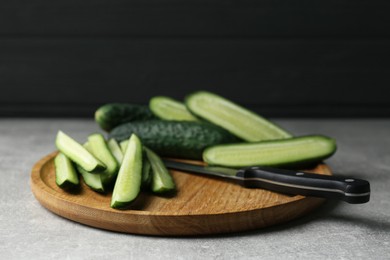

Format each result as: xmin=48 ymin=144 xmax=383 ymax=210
xmin=1 ymin=118 xmax=389 ymax=260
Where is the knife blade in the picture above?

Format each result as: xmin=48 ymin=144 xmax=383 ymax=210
xmin=163 ymin=159 xmax=370 ymax=204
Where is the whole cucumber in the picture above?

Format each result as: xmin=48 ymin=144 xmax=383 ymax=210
xmin=95 ymin=103 xmax=157 ymax=131
xmin=109 ymin=120 xmax=240 ymax=160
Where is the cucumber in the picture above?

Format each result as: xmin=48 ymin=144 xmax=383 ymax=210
xmin=55 ymin=131 xmax=106 ymax=172
xmin=109 ymin=120 xmax=239 ymax=160
xmin=87 ymin=133 xmax=119 ymax=186
xmin=77 ymin=165 xmax=105 ymax=193
xmin=78 ymin=142 xmax=105 ymax=192
xmin=111 ymin=134 xmax=143 ymax=209
xmin=203 ymin=135 xmax=337 ymax=168
xmin=144 ymin=147 xmax=175 ymax=193
xmin=54 ymin=152 xmax=79 ymax=189
xmin=149 ymin=96 xmax=198 ymax=121
xmin=141 ymin=155 xmax=152 ymax=189
xmin=185 ymin=91 xmax=292 ymax=142
xmin=95 ymin=103 xmax=157 ymax=131
xmin=107 ymin=138 xmax=123 ymax=164
xmin=120 ymin=140 xmax=128 ymax=154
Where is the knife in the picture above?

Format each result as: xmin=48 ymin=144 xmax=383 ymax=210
xmin=163 ymin=159 xmax=370 ymax=204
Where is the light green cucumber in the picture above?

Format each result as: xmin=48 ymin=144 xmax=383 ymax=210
xmin=56 ymin=131 xmax=106 ymax=172
xmin=203 ymin=135 xmax=337 ymax=168
xmin=87 ymin=133 xmax=119 ymax=186
xmin=107 ymin=138 xmax=123 ymax=164
xmin=120 ymin=140 xmax=129 ymax=154
xmin=185 ymin=91 xmax=292 ymax=142
xmin=77 ymin=142 xmax=105 ymax=192
xmin=54 ymin=152 xmax=79 ymax=189
xmin=144 ymin=147 xmax=175 ymax=193
xmin=111 ymin=134 xmax=143 ymax=209
xmin=149 ymin=96 xmax=198 ymax=121
xmin=77 ymin=165 xmax=105 ymax=193
xmin=141 ymin=155 xmax=152 ymax=189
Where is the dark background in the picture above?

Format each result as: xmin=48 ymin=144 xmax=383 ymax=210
xmin=1 ymin=0 xmax=390 ymax=117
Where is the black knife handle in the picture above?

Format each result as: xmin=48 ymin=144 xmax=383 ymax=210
xmin=236 ymin=166 xmax=370 ymax=204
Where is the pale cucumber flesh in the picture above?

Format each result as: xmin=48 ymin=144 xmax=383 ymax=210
xmin=107 ymin=138 xmax=123 ymax=164
xmin=203 ymin=135 xmax=337 ymax=168
xmin=150 ymin=96 xmax=198 ymax=121
xmin=77 ymin=165 xmax=105 ymax=193
xmin=111 ymin=134 xmax=143 ymax=209
xmin=55 ymin=131 xmax=106 ymax=172
xmin=54 ymin=152 xmax=79 ymax=189
xmin=87 ymin=133 xmax=119 ymax=186
xmin=145 ymin=147 xmax=175 ymax=193
xmin=185 ymin=91 xmax=292 ymax=142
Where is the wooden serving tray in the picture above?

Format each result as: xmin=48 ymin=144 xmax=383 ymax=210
xmin=30 ymin=151 xmax=332 ymax=236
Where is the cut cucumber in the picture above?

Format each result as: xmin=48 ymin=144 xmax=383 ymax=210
xmin=145 ymin=147 xmax=175 ymax=193
xmin=87 ymin=133 xmax=119 ymax=186
xmin=55 ymin=131 xmax=106 ymax=172
xmin=120 ymin=140 xmax=129 ymax=154
xmin=54 ymin=152 xmax=79 ymax=189
xmin=149 ymin=96 xmax=198 ymax=121
xmin=111 ymin=134 xmax=143 ymax=209
xmin=95 ymin=103 xmax=157 ymax=131
xmin=203 ymin=135 xmax=337 ymax=168
xmin=77 ymin=165 xmax=105 ymax=193
xmin=107 ymin=138 xmax=123 ymax=164
xmin=141 ymin=155 xmax=152 ymax=189
xmin=185 ymin=91 xmax=292 ymax=142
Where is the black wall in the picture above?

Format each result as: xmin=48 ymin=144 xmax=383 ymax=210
xmin=1 ymin=0 xmax=390 ymax=117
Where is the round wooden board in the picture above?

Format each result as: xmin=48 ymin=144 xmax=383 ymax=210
xmin=31 ymin=151 xmax=332 ymax=236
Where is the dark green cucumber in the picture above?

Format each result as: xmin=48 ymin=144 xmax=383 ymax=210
xmin=77 ymin=165 xmax=105 ymax=193
xmin=55 ymin=131 xmax=106 ymax=172
xmin=109 ymin=120 xmax=239 ymax=160
xmin=54 ymin=152 xmax=79 ymax=189
xmin=185 ymin=91 xmax=292 ymax=142
xmin=111 ymin=134 xmax=143 ymax=209
xmin=95 ymin=103 xmax=157 ymax=131
xmin=144 ymin=147 xmax=175 ymax=193
xmin=203 ymin=135 xmax=337 ymax=168
xmin=87 ymin=133 xmax=119 ymax=186
xmin=149 ymin=96 xmax=198 ymax=121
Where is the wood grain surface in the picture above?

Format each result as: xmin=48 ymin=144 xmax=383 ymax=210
xmin=30 ymin=151 xmax=332 ymax=236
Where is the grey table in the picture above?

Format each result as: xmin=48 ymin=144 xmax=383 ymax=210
xmin=1 ymin=119 xmax=389 ymax=259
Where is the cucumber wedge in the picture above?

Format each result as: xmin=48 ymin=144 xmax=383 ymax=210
xmin=77 ymin=165 xmax=105 ymax=193
xmin=150 ymin=96 xmax=198 ymax=121
xmin=141 ymin=155 xmax=152 ymax=189
xmin=87 ymin=133 xmax=119 ymax=186
xmin=120 ymin=140 xmax=129 ymax=154
xmin=144 ymin=147 xmax=175 ymax=193
xmin=185 ymin=91 xmax=292 ymax=142
xmin=111 ymin=134 xmax=143 ymax=209
xmin=55 ymin=131 xmax=106 ymax=172
xmin=76 ymin=142 xmax=105 ymax=193
xmin=107 ymin=138 xmax=123 ymax=164
xmin=54 ymin=152 xmax=79 ymax=189
xmin=203 ymin=135 xmax=337 ymax=168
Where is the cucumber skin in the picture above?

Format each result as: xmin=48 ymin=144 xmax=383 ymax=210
xmin=95 ymin=103 xmax=157 ymax=132
xmin=109 ymin=120 xmax=240 ymax=160
xmin=203 ymin=135 xmax=337 ymax=168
